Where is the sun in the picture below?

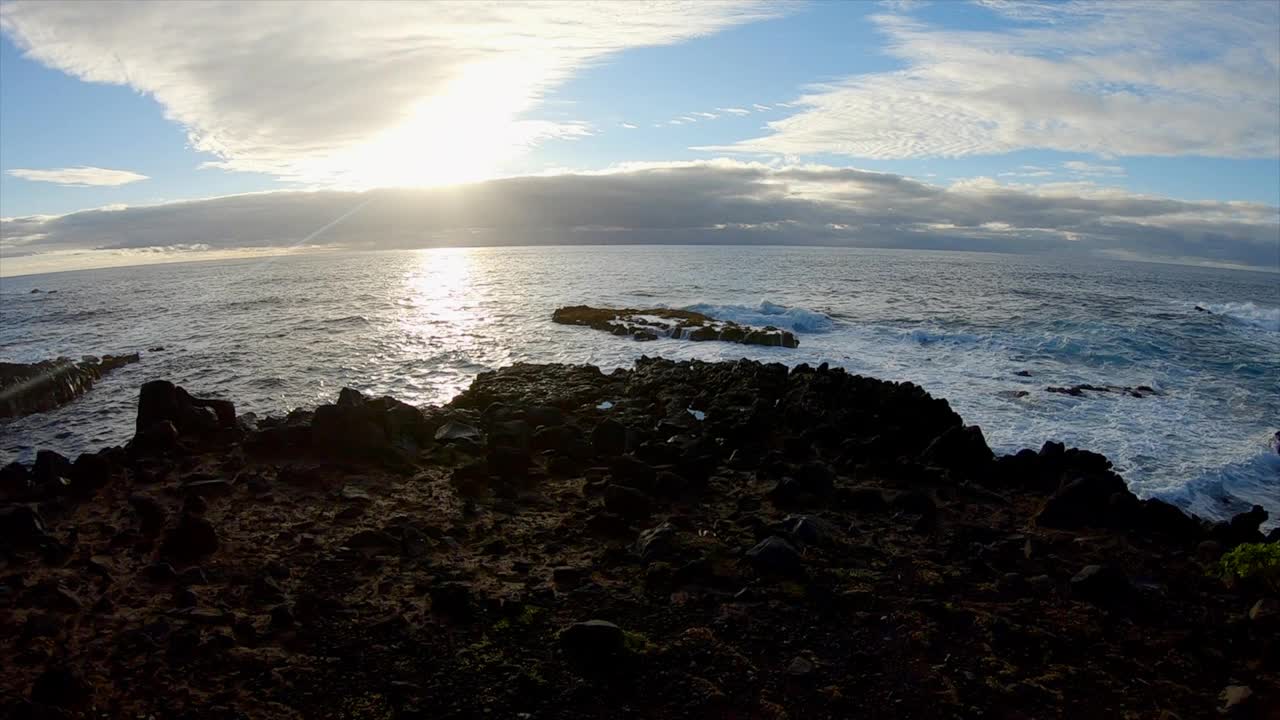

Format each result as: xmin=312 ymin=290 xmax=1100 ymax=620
xmin=334 ymin=59 xmax=552 ymax=189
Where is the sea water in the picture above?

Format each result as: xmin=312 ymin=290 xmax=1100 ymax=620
xmin=1 ymin=246 xmax=1276 ymax=524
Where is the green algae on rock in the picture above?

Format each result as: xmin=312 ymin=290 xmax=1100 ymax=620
xmin=551 ymin=305 xmax=799 ymax=348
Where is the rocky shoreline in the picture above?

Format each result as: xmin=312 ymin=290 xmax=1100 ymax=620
xmin=0 ymin=354 xmax=141 ymax=419
xmin=552 ymin=306 xmax=800 ymax=348
xmin=1 ymin=359 xmax=1276 ymax=718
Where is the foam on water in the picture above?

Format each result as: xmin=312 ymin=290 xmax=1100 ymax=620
xmin=1185 ymin=300 xmax=1280 ymax=332
xmin=2 ymin=246 xmax=1276 ymax=526
xmin=683 ymin=300 xmax=835 ymax=333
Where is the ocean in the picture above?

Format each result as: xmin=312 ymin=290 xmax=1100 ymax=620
xmin=1 ymin=245 xmax=1277 ymax=524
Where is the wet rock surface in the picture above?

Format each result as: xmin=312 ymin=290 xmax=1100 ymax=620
xmin=0 ymin=354 xmax=140 ymax=418
xmin=0 ymin=358 xmax=1276 ymax=718
xmin=553 ymin=305 xmax=800 ymax=348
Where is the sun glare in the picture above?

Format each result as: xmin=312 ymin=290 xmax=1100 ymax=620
xmin=332 ymin=59 xmax=554 ymax=189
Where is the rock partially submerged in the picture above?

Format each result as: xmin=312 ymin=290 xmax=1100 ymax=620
xmin=0 ymin=354 xmax=140 ymax=418
xmin=552 ymin=305 xmax=799 ymax=348
xmin=1046 ymin=382 xmax=1159 ymax=398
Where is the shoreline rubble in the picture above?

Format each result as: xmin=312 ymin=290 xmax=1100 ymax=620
xmin=1 ymin=358 xmax=1276 ymax=718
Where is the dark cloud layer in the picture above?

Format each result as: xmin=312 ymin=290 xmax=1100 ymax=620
xmin=3 ymin=162 xmax=1276 ymax=272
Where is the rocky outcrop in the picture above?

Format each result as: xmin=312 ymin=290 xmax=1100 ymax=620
xmin=0 ymin=354 xmax=140 ymax=418
xmin=1046 ymin=383 xmax=1159 ymax=398
xmin=552 ymin=305 xmax=799 ymax=348
xmin=1 ymin=359 xmax=1275 ymax=719
xmin=134 ymin=380 xmax=236 ymax=439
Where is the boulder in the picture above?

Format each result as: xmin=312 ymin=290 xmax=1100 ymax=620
xmin=591 ymin=419 xmax=628 ymax=456
xmin=1035 ymin=474 xmax=1131 ymax=529
xmin=136 ymin=380 xmax=235 ymax=437
xmin=30 ymin=665 xmax=91 ymax=708
xmin=634 ymin=522 xmax=678 ymax=563
xmin=0 ymin=504 xmax=49 ymax=546
xmin=604 ymin=484 xmax=652 ymax=521
xmin=1210 ymin=505 xmax=1268 ymax=547
xmin=922 ymin=425 xmax=994 ymax=476
xmin=746 ymin=536 xmax=804 ymax=576
xmin=161 ymin=514 xmax=219 ymax=561
xmin=560 ymin=620 xmax=625 ymax=662
xmin=1070 ymin=565 xmax=1131 ymax=606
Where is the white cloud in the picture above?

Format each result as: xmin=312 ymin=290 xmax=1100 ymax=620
xmin=1063 ymin=160 xmax=1126 ymax=176
xmin=4 ymin=160 xmax=1275 ymax=274
xmin=0 ymin=1 xmax=782 ymax=187
xmin=7 ymin=166 xmax=149 ymax=187
xmin=752 ymin=103 xmax=772 ymax=111
xmin=717 ymin=107 xmax=752 ymax=116
xmin=707 ymin=1 xmax=1280 ymax=160
xmin=620 ymin=122 xmax=639 ymax=129
xmin=694 ymin=112 xmax=718 ymax=119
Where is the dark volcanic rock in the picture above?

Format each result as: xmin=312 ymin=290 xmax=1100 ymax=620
xmin=552 ymin=305 xmax=799 ymax=348
xmin=746 ymin=536 xmax=804 ymax=576
xmin=922 ymin=424 xmax=994 ymax=476
xmin=591 ymin=419 xmax=628 ymax=457
xmin=0 ymin=353 xmax=140 ymax=418
xmin=560 ymin=619 xmax=625 ymax=662
xmin=604 ymin=484 xmax=652 ymax=520
xmin=0 ymin=504 xmax=49 ymax=546
xmin=136 ymin=380 xmax=235 ymax=438
xmin=1070 ymin=565 xmax=1132 ymax=606
xmin=161 ymin=514 xmax=219 ymax=561
xmin=30 ymin=665 xmax=90 ymax=708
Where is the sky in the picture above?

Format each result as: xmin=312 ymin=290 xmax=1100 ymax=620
xmin=0 ymin=0 xmax=1277 ymax=276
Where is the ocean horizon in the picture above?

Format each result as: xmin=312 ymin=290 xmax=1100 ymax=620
xmin=4 ymin=244 xmax=1277 ymax=526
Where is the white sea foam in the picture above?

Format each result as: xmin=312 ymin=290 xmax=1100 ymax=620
xmin=683 ymin=300 xmax=835 ymax=333
xmin=1187 ymin=301 xmax=1279 ymax=331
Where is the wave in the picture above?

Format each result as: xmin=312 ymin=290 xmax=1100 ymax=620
xmin=1188 ymin=301 xmax=1279 ymax=332
xmin=1160 ymin=449 xmax=1280 ymax=528
xmin=683 ymin=300 xmax=834 ymax=333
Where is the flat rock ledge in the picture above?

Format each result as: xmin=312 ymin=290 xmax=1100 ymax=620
xmin=553 ymin=305 xmax=799 ymax=348
xmin=0 ymin=354 xmax=140 ymax=418
xmin=1 ymin=358 xmax=1277 ymax=719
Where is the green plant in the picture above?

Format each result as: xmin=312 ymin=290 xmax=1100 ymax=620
xmin=1217 ymin=543 xmax=1280 ymax=591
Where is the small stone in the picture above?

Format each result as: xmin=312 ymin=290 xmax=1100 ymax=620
xmin=1070 ymin=564 xmax=1131 ymax=606
xmin=128 ymin=493 xmax=167 ymax=536
xmin=604 ymin=483 xmax=652 ymax=520
xmin=560 ymin=619 xmax=625 ymax=661
xmin=30 ymin=665 xmax=90 ymax=707
xmin=270 ymin=604 xmax=295 ymax=628
xmin=182 ymin=479 xmax=233 ymax=498
xmin=147 ymin=561 xmax=178 ymax=582
xmin=786 ymin=656 xmax=815 ymax=677
xmin=434 ymin=420 xmax=482 ymax=442
xmin=634 ymin=522 xmax=677 ymax=563
xmin=340 ymin=484 xmax=372 ymax=502
xmin=591 ymin=419 xmax=628 ymax=456
xmin=0 ymin=504 xmax=48 ymax=545
xmin=161 ymin=514 xmax=219 ymax=561
xmin=1219 ymin=685 xmax=1252 ymax=715
xmin=552 ymin=566 xmax=584 ymax=586
xmin=746 ymin=536 xmax=804 ymax=576
xmin=1249 ymin=598 xmax=1279 ymax=625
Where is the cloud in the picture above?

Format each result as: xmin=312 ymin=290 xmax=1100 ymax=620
xmin=4 ymin=160 xmax=1275 ymax=275
xmin=752 ymin=104 xmax=772 ymax=111
xmin=717 ymin=107 xmax=752 ymax=116
xmin=620 ymin=122 xmax=639 ymax=129
xmin=1063 ymin=160 xmax=1126 ymax=177
xmin=7 ymin=166 xmax=149 ymax=187
xmin=706 ymin=1 xmax=1279 ymax=160
xmin=0 ymin=1 xmax=782 ymax=187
